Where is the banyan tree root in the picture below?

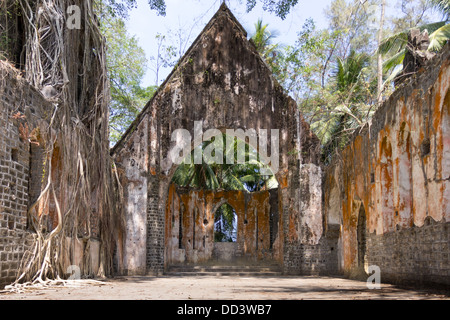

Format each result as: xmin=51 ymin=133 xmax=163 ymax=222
xmin=2 ymin=278 xmax=107 ymax=295
xmin=2 ymin=0 xmax=125 ymax=289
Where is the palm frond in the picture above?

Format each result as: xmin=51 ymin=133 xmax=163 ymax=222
xmin=378 ymin=22 xmax=447 ymax=55
xmin=429 ymin=0 xmax=450 ymax=18
xmin=428 ymin=23 xmax=450 ymax=51
xmin=382 ymin=49 xmax=406 ymax=73
xmin=383 ymin=66 xmax=404 ymax=87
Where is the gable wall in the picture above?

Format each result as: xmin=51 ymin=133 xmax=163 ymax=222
xmin=112 ymin=6 xmax=323 ymax=275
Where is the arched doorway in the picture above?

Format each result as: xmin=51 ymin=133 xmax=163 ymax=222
xmin=214 ymin=203 xmax=237 ymax=243
xmin=111 ymin=4 xmax=322 ymax=275
xmin=357 ymin=204 xmax=367 ymax=271
xmin=213 ymin=203 xmax=239 ymax=263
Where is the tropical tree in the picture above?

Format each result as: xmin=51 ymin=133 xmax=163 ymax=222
xmin=251 ymin=19 xmax=279 ymax=53
xmin=96 ymin=1 xmax=158 ymax=145
xmin=103 ymin=0 xmax=299 ymax=19
xmin=171 ymin=134 xmax=277 ymax=192
xmin=308 ymin=50 xmax=375 ymax=163
xmin=214 ymin=203 xmax=237 ymax=242
xmin=250 ymin=19 xmax=281 ymax=76
xmin=379 ymin=0 xmax=450 ymax=87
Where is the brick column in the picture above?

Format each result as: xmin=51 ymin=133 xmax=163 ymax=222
xmin=146 ymin=175 xmax=165 ymax=274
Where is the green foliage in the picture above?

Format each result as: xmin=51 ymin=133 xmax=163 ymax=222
xmin=96 ymin=1 xmax=157 ymax=145
xmin=252 ymin=13 xmax=376 ymax=164
xmin=104 ymin=0 xmax=298 ymax=19
xmin=171 ymin=134 xmax=277 ymax=192
xmin=428 ymin=22 xmax=450 ymax=50
xmin=214 ymin=203 xmax=236 ymax=243
xmin=255 ymin=0 xmax=446 ymax=163
xmin=102 ymin=0 xmax=165 ymax=17
xmin=251 ymin=19 xmax=280 ymax=54
xmin=379 ymin=0 xmax=450 ymax=85
xmin=250 ymin=19 xmax=282 ymax=77
xmin=148 ymin=0 xmax=167 ymax=16
xmin=246 ymin=0 xmax=299 ymax=20
xmin=149 ymin=33 xmax=177 ymax=86
xmin=429 ymin=0 xmax=450 ymax=18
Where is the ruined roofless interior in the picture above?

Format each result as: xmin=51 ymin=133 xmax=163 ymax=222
xmin=0 ymin=3 xmax=449 ymax=290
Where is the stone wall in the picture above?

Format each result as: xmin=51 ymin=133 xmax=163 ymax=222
xmin=0 ymin=61 xmax=106 ymax=288
xmin=0 ymin=61 xmax=49 ymax=288
xmin=165 ymin=186 xmax=281 ymax=267
xmin=112 ymin=4 xmax=322 ymax=276
xmin=367 ymin=220 xmax=449 ymax=286
xmin=323 ymin=44 xmax=450 ymax=286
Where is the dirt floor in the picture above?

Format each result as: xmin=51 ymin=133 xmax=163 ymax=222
xmin=0 ymin=275 xmax=449 ymax=300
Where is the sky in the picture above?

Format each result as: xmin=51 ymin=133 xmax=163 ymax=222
xmin=126 ymin=0 xmax=332 ymax=87
xmin=126 ymin=0 xmax=444 ymax=88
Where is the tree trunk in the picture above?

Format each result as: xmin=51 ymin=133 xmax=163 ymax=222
xmin=377 ymin=0 xmax=386 ymax=104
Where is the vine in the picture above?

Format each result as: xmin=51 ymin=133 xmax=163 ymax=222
xmin=1 ymin=0 xmax=124 ymax=292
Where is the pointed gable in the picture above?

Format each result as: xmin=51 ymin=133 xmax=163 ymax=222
xmin=112 ymin=3 xmax=300 ymax=154
xmin=112 ymin=2 xmax=320 ymax=168
xmin=111 ymin=3 xmax=322 ymax=276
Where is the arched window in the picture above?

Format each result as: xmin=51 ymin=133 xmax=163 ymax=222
xmin=214 ymin=203 xmax=237 ymax=242
xmin=171 ymin=133 xmax=278 ymax=192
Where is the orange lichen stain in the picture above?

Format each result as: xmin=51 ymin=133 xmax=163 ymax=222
xmin=150 ymin=166 xmax=157 ymax=176
xmin=381 ymin=135 xmax=395 ymax=232
xmin=288 ymin=211 xmax=298 ymax=242
xmin=433 ymin=60 xmax=450 ymax=130
xmin=277 ymin=171 xmax=289 ymax=189
xmin=165 ymin=186 xmax=278 ymax=264
xmin=398 ymin=97 xmax=407 ymax=119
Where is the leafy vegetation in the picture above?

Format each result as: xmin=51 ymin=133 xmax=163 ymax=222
xmin=214 ymin=203 xmax=237 ymax=243
xmin=171 ymin=134 xmax=278 ymax=192
xmin=250 ymin=0 xmax=449 ymax=163
xmin=99 ymin=0 xmax=449 ymax=161
xmin=96 ymin=1 xmax=158 ymax=145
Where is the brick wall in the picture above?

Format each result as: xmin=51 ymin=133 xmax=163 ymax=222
xmin=367 ymin=220 xmax=450 ymax=286
xmin=0 ymin=62 xmax=50 ymax=288
xmin=283 ymin=225 xmax=340 ymax=275
xmin=147 ymin=174 xmax=164 ymax=274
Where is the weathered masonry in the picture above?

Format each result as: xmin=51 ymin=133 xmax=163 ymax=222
xmin=0 ymin=62 xmax=45 ymax=289
xmin=0 ymin=62 xmax=104 ymax=289
xmin=1 ymin=2 xmax=449 ymax=290
xmin=323 ymin=43 xmax=450 ymax=286
xmin=112 ymin=4 xmax=324 ymax=275
xmin=165 ymin=186 xmax=280 ymax=266
xmin=0 ymin=0 xmax=115 ymax=289
xmin=112 ymin=4 xmax=450 ymax=285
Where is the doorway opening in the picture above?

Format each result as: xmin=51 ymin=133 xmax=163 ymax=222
xmin=214 ymin=203 xmax=237 ymax=243
xmin=357 ymin=204 xmax=367 ymax=270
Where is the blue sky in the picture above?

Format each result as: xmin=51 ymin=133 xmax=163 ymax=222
xmin=126 ymin=0 xmax=331 ymax=87
xmin=126 ymin=0 xmax=443 ymax=88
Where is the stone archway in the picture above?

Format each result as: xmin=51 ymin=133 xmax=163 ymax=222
xmin=357 ymin=204 xmax=367 ymax=271
xmin=164 ymin=186 xmax=280 ymax=267
xmin=111 ymin=3 xmax=322 ymax=275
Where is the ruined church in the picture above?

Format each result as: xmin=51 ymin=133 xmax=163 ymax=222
xmin=0 ymin=3 xmax=449 ymax=289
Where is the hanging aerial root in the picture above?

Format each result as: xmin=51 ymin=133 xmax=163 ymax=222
xmin=3 ymin=0 xmax=125 ymax=288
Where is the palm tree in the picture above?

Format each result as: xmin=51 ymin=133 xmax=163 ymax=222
xmin=171 ymin=134 xmax=277 ymax=192
xmin=214 ymin=203 xmax=237 ymax=242
xmin=312 ymin=49 xmax=372 ymax=163
xmin=251 ymin=19 xmax=279 ymax=53
xmin=251 ymin=19 xmax=281 ymax=73
xmin=379 ymin=0 xmax=450 ymax=85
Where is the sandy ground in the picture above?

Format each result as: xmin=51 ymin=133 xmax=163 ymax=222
xmin=0 ymin=275 xmax=449 ymax=300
